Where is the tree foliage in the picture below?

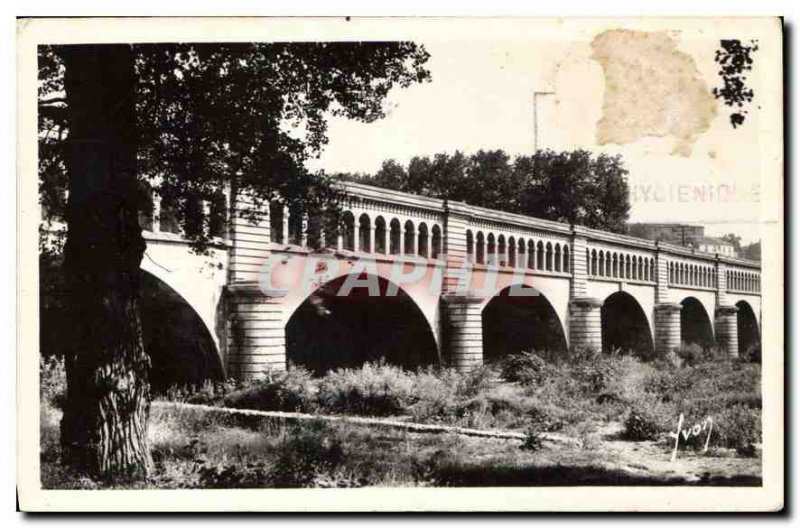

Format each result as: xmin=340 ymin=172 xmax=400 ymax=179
xmin=38 ymin=42 xmax=431 ymax=480
xmin=39 ymin=42 xmax=432 ymax=249
xmin=340 ymin=149 xmax=631 ymax=233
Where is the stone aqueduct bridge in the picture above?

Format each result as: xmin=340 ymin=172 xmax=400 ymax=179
xmin=139 ymin=181 xmax=762 ymax=379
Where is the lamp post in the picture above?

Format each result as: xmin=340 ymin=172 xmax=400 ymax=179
xmin=533 ymin=90 xmax=555 ymax=152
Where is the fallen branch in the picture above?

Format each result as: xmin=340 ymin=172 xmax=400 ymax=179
xmin=153 ymin=400 xmax=578 ymax=446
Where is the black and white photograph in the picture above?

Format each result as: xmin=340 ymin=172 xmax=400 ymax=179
xmin=16 ymin=16 xmax=784 ymax=512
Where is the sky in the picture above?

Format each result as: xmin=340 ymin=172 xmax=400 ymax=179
xmin=308 ymin=34 xmax=769 ymax=245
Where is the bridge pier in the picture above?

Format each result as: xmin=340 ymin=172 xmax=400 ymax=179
xmin=226 ymin=282 xmax=288 ymax=379
xmin=568 ymin=297 xmax=603 ymax=351
xmin=442 ymin=295 xmax=484 ymax=371
xmin=715 ymin=305 xmax=739 ymax=358
xmin=654 ymin=303 xmax=681 ymax=357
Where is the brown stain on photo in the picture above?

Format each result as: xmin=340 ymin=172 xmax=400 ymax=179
xmin=591 ymin=29 xmax=717 ymax=157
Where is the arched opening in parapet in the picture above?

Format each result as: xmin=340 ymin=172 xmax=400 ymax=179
xmin=374 ymin=216 xmax=387 ymax=254
xmin=736 ymin=300 xmax=761 ymax=360
xmin=418 ymin=222 xmax=429 ymax=258
xmin=601 ymin=291 xmax=654 ymax=358
xmin=285 ymin=273 xmax=438 ymax=375
xmin=680 ymin=297 xmax=715 ymax=349
xmin=431 ymin=225 xmax=442 ymax=259
xmin=139 ymin=271 xmax=223 ymax=393
xmin=481 ymin=285 xmax=567 ymax=363
xmin=342 ymin=211 xmax=356 ymax=251
xmin=404 ymin=220 xmax=416 ymax=255
xmin=358 ymin=213 xmax=372 ymax=252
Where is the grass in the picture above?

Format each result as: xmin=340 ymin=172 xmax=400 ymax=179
xmin=39 ymin=347 xmax=763 ymax=489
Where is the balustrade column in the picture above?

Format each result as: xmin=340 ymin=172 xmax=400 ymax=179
xmin=368 ymin=226 xmax=375 ymax=254
xmin=281 ymin=205 xmax=289 ymax=245
xmin=300 ymin=213 xmax=308 ymax=247
xmin=152 ymin=194 xmax=162 ymax=232
xmin=382 ymin=225 xmax=389 ymax=255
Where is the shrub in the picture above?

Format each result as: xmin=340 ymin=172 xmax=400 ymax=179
xmin=269 ymin=420 xmax=346 ymax=487
xmin=623 ymin=397 xmax=673 ymax=441
xmin=223 ymin=366 xmax=317 ymax=413
xmin=623 ymin=408 xmax=661 ymax=441
xmin=708 ymin=404 xmax=761 ymax=454
xmin=742 ymin=343 xmax=762 ymax=364
xmin=569 ymin=345 xmax=602 ymax=363
xmin=316 ymin=361 xmax=415 ymax=416
xmin=499 ymin=351 xmax=548 ymax=384
xmin=408 ymin=368 xmax=461 ymax=423
xmin=674 ymin=342 xmax=731 ymax=367
xmin=161 ymin=378 xmax=240 ymax=405
xmin=520 ymin=427 xmax=544 ymax=452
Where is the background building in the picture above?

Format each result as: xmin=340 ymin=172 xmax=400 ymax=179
xmin=628 ymin=223 xmax=737 ymax=257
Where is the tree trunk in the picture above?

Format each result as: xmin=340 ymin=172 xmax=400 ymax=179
xmin=58 ymin=45 xmax=152 ymax=480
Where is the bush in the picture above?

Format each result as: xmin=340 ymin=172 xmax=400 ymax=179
xmin=223 ymin=367 xmax=317 ymax=413
xmin=713 ymin=404 xmax=761 ymax=455
xmin=623 ymin=407 xmax=662 ymax=441
xmin=408 ymin=368 xmax=461 ymax=423
xmin=674 ymin=342 xmax=730 ymax=367
xmin=316 ymin=361 xmax=415 ymax=416
xmin=499 ymin=351 xmax=548 ymax=384
xmin=520 ymin=426 xmax=545 ymax=452
xmin=269 ymin=420 xmax=346 ymax=487
xmin=161 ymin=378 xmax=240 ymax=405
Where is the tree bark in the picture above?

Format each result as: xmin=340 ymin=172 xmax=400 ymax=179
xmin=58 ymin=45 xmax=153 ymax=480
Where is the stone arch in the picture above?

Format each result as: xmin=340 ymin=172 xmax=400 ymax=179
xmin=736 ymin=300 xmax=761 ymax=359
xmin=389 ymin=218 xmax=402 ymax=255
xmin=598 ymin=250 xmax=605 ymax=277
xmin=269 ymin=201 xmax=285 ymax=243
xmin=554 ymin=244 xmax=562 ymax=272
xmin=403 ymin=220 xmax=416 ymax=255
xmin=481 ymin=284 xmax=568 ymax=363
xmin=466 ymin=229 xmax=475 ymax=261
xmin=536 ymin=241 xmax=545 ymax=269
xmin=287 ymin=203 xmax=304 ymax=245
xmin=374 ymin=215 xmax=387 ymax=254
xmin=431 ymin=225 xmax=442 ymax=259
xmin=680 ymin=296 xmax=715 ymax=349
xmin=476 ymin=231 xmax=485 ymax=264
xmin=527 ymin=239 xmax=536 ymax=269
xmin=517 ymin=238 xmax=526 ymax=268
xmin=601 ymin=291 xmax=654 ymax=357
xmin=140 ymin=270 xmax=224 ymax=391
xmin=563 ymin=245 xmax=570 ymax=273
xmin=487 ymin=233 xmax=496 ymax=265
xmin=285 ymin=272 xmax=440 ymax=374
xmin=342 ymin=211 xmax=356 ymax=251
xmin=545 ymin=242 xmax=553 ymax=271
xmin=417 ymin=222 xmax=430 ymax=258
xmin=358 ymin=213 xmax=372 ymax=252
xmin=590 ymin=249 xmax=597 ymax=275
xmin=508 ymin=236 xmax=517 ymax=267
xmin=498 ymin=234 xmax=507 ymax=266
